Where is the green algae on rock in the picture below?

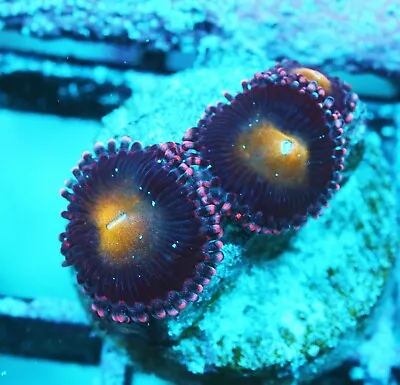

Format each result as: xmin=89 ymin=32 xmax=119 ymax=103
xmin=165 ymin=131 xmax=398 ymax=381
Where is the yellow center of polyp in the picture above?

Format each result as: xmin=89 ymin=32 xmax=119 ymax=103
xmin=90 ymin=191 xmax=150 ymax=264
xmin=237 ymin=123 xmax=309 ymax=186
xmin=290 ymin=67 xmax=332 ymax=94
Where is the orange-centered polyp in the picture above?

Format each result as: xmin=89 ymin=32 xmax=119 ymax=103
xmin=90 ymin=191 xmax=150 ymax=264
xmin=290 ymin=67 xmax=332 ymax=94
xmin=237 ymin=123 xmax=309 ymax=186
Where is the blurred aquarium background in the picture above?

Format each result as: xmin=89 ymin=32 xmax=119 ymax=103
xmin=0 ymin=1 xmax=399 ymax=385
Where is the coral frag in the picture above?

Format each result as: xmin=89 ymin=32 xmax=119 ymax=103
xmin=60 ymin=60 xmax=358 ymax=323
xmin=59 ymin=60 xmax=384 ymax=383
